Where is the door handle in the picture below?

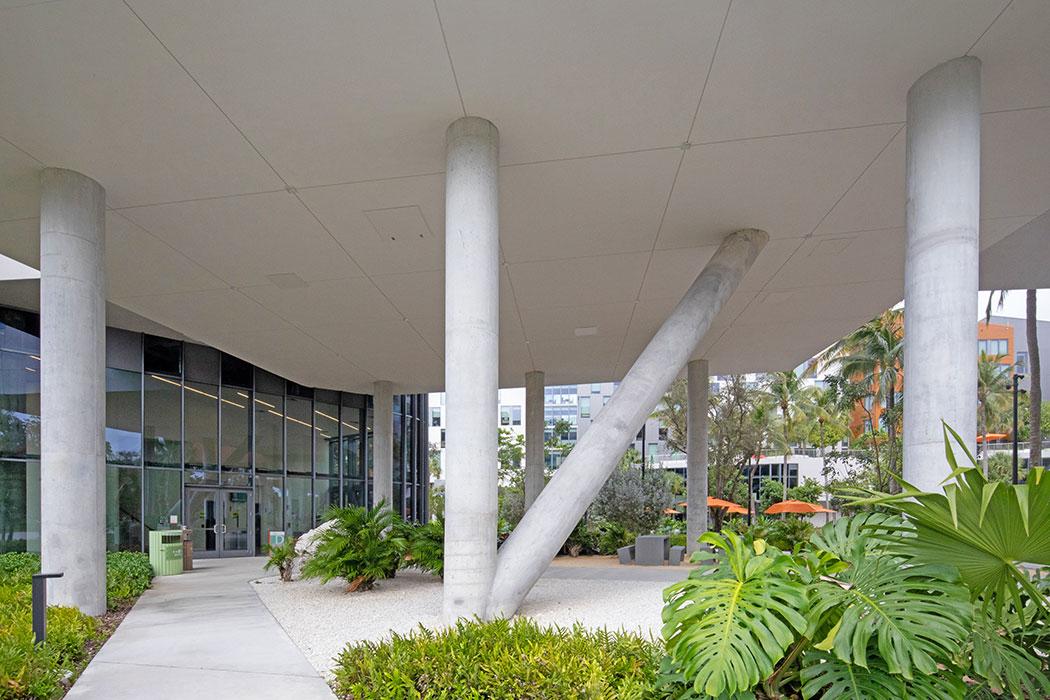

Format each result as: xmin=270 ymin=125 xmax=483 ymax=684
xmin=221 ymin=523 xmax=228 ymax=534
xmin=211 ymin=524 xmax=220 ymax=534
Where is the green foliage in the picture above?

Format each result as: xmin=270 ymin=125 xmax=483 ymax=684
xmin=332 ymin=617 xmax=663 ymax=699
xmin=0 ymin=554 xmax=100 ymax=700
xmin=105 ymin=552 xmax=153 ymax=605
xmin=263 ymin=537 xmax=298 ymax=582
xmin=765 ymin=516 xmax=814 ymax=552
xmin=406 ymin=519 xmax=444 ymax=578
xmin=788 ymin=477 xmax=823 ymax=504
xmin=590 ymin=459 xmax=679 ymax=536
xmin=594 ymin=521 xmax=634 ymax=556
xmin=300 ymin=502 xmax=407 ymax=592
xmin=662 ymin=532 xmax=809 ymax=697
xmin=757 ymin=476 xmax=786 ymax=514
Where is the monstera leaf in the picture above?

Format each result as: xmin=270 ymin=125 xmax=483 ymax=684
xmin=856 ymin=423 xmax=1050 ymax=620
xmin=801 ymin=651 xmax=965 ymax=700
xmin=809 ymin=512 xmax=901 ymax=562
xmin=809 ymin=556 xmax=970 ymax=679
xmin=662 ymin=532 xmax=808 ymax=698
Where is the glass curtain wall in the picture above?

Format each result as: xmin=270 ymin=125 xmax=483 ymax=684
xmin=0 ymin=305 xmax=428 ymax=557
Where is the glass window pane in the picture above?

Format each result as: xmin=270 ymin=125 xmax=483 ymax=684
xmin=144 ymin=467 xmax=181 ymax=532
xmin=106 ymin=466 xmax=142 ymax=552
xmin=221 ymin=353 xmax=252 ymax=388
xmin=106 ymin=368 xmax=141 ymax=466
xmin=286 ymin=396 xmax=312 ymax=474
xmin=254 ymin=392 xmax=284 ymax=472
xmin=393 ymin=407 xmax=403 ymax=485
xmin=143 ymin=335 xmax=181 ymax=376
xmin=0 ymin=460 xmax=40 ymax=553
xmin=313 ymin=477 xmax=338 ymax=525
xmin=343 ymin=479 xmax=365 ymax=508
xmin=0 ymin=350 xmax=41 ymax=459
xmin=342 ymin=405 xmax=362 ymax=480
xmin=314 ymin=401 xmax=339 ymax=476
xmin=255 ymin=474 xmax=283 ymax=550
xmin=285 ymin=476 xmax=312 ymax=537
xmin=221 ymin=386 xmax=252 ymax=470
xmin=185 ymin=381 xmax=218 ymax=470
xmin=0 ymin=310 xmax=40 ymax=355
xmin=144 ymin=374 xmax=182 ymax=467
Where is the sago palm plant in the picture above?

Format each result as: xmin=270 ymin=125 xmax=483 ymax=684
xmin=300 ymin=502 xmax=407 ymax=592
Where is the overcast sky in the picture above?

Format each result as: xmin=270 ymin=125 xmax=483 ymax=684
xmin=977 ymin=289 xmax=1050 ymax=321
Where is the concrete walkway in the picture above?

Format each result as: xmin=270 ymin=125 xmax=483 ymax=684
xmin=67 ymin=558 xmax=335 ymax=700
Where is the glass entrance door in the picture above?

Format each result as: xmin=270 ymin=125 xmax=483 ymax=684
xmin=185 ymin=488 xmax=253 ymax=558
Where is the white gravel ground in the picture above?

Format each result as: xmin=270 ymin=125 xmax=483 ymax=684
xmin=252 ymin=564 xmax=681 ymax=677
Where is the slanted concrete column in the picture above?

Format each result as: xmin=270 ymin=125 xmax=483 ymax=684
xmin=372 ymin=380 xmax=394 ymax=509
xmin=487 ymin=229 xmax=767 ymax=617
xmin=686 ymin=359 xmax=709 ymax=554
xmin=39 ymin=168 xmax=106 ymax=616
xmin=903 ymin=57 xmax=980 ymax=492
xmin=524 ymin=371 xmax=545 ymax=511
xmin=443 ymin=116 xmax=500 ymax=621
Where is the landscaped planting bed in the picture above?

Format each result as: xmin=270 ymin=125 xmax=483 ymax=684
xmin=0 ymin=551 xmax=153 ymax=699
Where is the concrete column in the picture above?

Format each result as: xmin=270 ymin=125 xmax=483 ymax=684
xmin=39 ymin=168 xmax=106 ymax=616
xmin=686 ymin=359 xmax=709 ymax=554
xmin=487 ymin=229 xmax=767 ymax=617
xmin=903 ymin=57 xmax=981 ymax=493
xmin=443 ymin=116 xmax=500 ymax=621
xmin=372 ymin=380 xmax=394 ymax=509
xmin=523 ymin=371 xmax=545 ymax=511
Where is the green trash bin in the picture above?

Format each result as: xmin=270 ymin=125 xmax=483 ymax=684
xmin=149 ymin=529 xmax=185 ymax=576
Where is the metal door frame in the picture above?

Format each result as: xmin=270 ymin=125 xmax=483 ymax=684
xmin=184 ymin=486 xmax=254 ymax=558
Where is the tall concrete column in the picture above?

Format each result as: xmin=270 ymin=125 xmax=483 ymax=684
xmin=39 ymin=168 xmax=106 ymax=616
xmin=443 ymin=116 xmax=500 ymax=621
xmin=488 ymin=229 xmax=767 ymax=617
xmin=372 ymin=380 xmax=394 ymax=509
xmin=523 ymin=370 xmax=545 ymax=511
xmin=686 ymin=359 xmax=709 ymax=554
xmin=903 ymin=57 xmax=980 ymax=492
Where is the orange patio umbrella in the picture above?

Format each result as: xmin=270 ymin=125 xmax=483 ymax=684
xmin=725 ymin=504 xmax=748 ymax=515
xmin=976 ymin=433 xmax=1009 ymax=443
xmin=707 ymin=496 xmax=744 ymax=509
xmin=663 ymin=507 xmax=682 ymax=515
xmin=765 ymin=500 xmax=836 ymax=515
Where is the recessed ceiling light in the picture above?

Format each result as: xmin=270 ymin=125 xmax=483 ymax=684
xmin=574 ymin=326 xmax=598 ymax=337
xmin=266 ymin=272 xmax=308 ymax=289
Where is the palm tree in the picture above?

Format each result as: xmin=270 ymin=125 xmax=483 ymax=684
xmin=651 ymin=378 xmax=687 ymax=454
xmin=977 ymin=352 xmax=1012 ymax=477
xmin=765 ymin=371 xmax=815 ymax=500
xmin=809 ymin=386 xmax=850 ymax=511
xmin=810 ymin=309 xmax=903 ymax=489
xmin=986 ymin=289 xmax=1041 ymax=471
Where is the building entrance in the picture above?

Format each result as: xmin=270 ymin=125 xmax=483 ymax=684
xmin=185 ymin=488 xmax=253 ymax=558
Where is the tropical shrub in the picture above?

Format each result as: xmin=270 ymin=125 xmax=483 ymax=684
xmin=405 ymin=519 xmax=443 ymax=578
xmin=765 ymin=516 xmax=814 ymax=552
xmin=332 ymin=617 xmax=663 ymax=699
xmin=563 ymin=518 xmax=596 ymax=557
xmin=594 ymin=520 xmax=634 ymax=555
xmin=590 ymin=463 xmax=678 ymax=535
xmin=105 ymin=551 xmax=153 ymax=605
xmin=0 ymin=554 xmax=100 ymax=699
xmin=263 ymin=537 xmax=298 ymax=582
xmin=660 ymin=423 xmax=1050 ymax=699
xmin=300 ymin=502 xmax=407 ymax=592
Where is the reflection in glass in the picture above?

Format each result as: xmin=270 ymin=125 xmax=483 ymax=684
xmin=0 ymin=351 xmax=40 ymax=459
xmin=286 ymin=396 xmax=312 ymax=474
xmin=254 ymin=392 xmax=283 ymax=472
xmin=105 ymin=368 xmax=141 ymax=465
xmin=106 ymin=466 xmax=142 ymax=552
xmin=144 ymin=374 xmax=182 ymax=467
xmin=343 ymin=478 xmax=365 ymax=508
xmin=313 ymin=478 xmax=338 ymax=525
xmin=255 ymin=474 xmax=283 ymax=550
xmin=220 ymin=386 xmax=251 ymax=470
xmin=314 ymin=401 xmax=339 ymax=476
xmin=144 ymin=468 xmax=181 ymax=532
xmin=0 ymin=460 xmax=40 ymax=553
xmin=184 ymin=381 xmax=218 ymax=469
xmin=286 ymin=476 xmax=312 ymax=538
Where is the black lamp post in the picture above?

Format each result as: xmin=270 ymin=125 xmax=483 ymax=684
xmin=1013 ymin=372 xmax=1025 ymax=484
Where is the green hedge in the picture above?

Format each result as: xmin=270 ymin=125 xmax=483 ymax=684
xmin=332 ymin=617 xmax=665 ymax=699
xmin=0 ymin=551 xmax=153 ymax=699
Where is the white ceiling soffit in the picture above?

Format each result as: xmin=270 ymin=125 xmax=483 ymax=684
xmin=0 ymin=1 xmax=1047 ymax=393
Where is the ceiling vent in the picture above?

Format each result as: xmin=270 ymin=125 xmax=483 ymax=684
xmin=266 ymin=272 xmax=308 ymax=290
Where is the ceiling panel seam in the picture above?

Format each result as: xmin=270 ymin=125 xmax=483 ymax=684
xmin=432 ymin=0 xmax=467 ymax=118
xmin=499 ymin=243 xmax=535 ymax=372
xmin=965 ymin=0 xmax=1013 ymax=55
xmin=685 ymin=0 xmax=734 ymax=143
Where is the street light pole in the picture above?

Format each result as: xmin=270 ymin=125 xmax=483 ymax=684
xmin=1013 ymin=372 xmax=1025 ymax=484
